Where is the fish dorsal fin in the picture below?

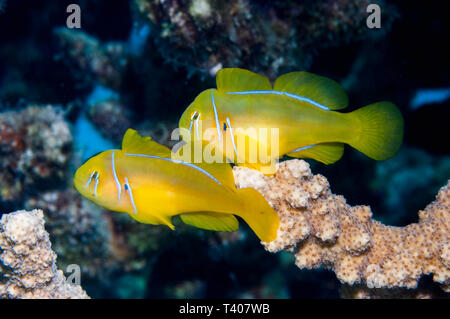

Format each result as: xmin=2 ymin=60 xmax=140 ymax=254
xmin=122 ymin=128 xmax=171 ymax=157
xmin=196 ymin=161 xmax=236 ymax=190
xmin=216 ymin=68 xmax=272 ymax=93
xmin=173 ymin=140 xmax=237 ymax=190
xmin=189 ymin=160 xmax=235 ymax=189
xmin=180 ymin=212 xmax=239 ymax=232
xmin=274 ymin=71 xmax=348 ymax=110
xmin=287 ymin=142 xmax=344 ymax=164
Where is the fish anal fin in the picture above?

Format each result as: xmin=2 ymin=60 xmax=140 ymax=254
xmin=216 ymin=68 xmax=272 ymax=93
xmin=122 ymin=128 xmax=172 ymax=157
xmin=180 ymin=212 xmax=239 ymax=232
xmin=287 ymin=142 xmax=344 ymax=165
xmin=274 ymin=72 xmax=348 ymax=110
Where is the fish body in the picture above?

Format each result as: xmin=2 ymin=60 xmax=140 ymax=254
xmin=178 ymin=68 xmax=404 ymax=173
xmin=193 ymin=89 xmax=355 ymax=155
xmin=74 ymin=129 xmax=279 ymax=242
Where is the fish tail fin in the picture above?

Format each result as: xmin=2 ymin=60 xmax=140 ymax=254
xmin=235 ymin=188 xmax=279 ymax=242
xmin=349 ymin=101 xmax=404 ymax=160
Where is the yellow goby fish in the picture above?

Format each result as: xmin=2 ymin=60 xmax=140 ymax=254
xmin=74 ymin=129 xmax=279 ymax=242
xmin=178 ymin=68 xmax=404 ymax=174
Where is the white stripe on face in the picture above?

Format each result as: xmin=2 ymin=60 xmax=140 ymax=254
xmin=211 ymin=91 xmax=222 ymax=142
xmin=124 ymin=177 xmax=138 ymax=215
xmin=226 ymin=117 xmax=239 ymax=159
xmin=111 ymin=151 xmax=121 ymax=200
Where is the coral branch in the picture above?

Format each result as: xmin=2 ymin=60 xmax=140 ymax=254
xmin=0 ymin=209 xmax=89 ymax=298
xmin=233 ymin=160 xmax=450 ymax=292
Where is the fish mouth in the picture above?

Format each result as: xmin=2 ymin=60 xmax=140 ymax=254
xmin=73 ymin=168 xmax=86 ymax=194
xmin=73 ymin=165 xmax=94 ymax=195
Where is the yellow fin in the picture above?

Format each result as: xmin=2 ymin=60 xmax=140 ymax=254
xmin=216 ymin=68 xmax=272 ymax=93
xmin=274 ymin=71 xmax=348 ymax=110
xmin=173 ymin=140 xmax=237 ymax=190
xmin=122 ymin=128 xmax=171 ymax=157
xmin=129 ymin=210 xmax=175 ymax=230
xmin=287 ymin=142 xmax=344 ymax=165
xmin=234 ymin=188 xmax=279 ymax=242
xmin=348 ymin=102 xmax=404 ymax=160
xmin=196 ymin=162 xmax=236 ymax=190
xmin=180 ymin=212 xmax=239 ymax=232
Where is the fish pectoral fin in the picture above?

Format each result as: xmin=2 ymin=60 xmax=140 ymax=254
xmin=122 ymin=128 xmax=172 ymax=157
xmin=216 ymin=68 xmax=272 ymax=93
xmin=128 ymin=210 xmax=175 ymax=230
xmin=273 ymin=72 xmax=348 ymax=110
xmin=180 ymin=212 xmax=239 ymax=232
xmin=287 ymin=142 xmax=344 ymax=165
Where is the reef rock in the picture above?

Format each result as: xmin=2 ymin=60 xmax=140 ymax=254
xmin=132 ymin=0 xmax=395 ymax=77
xmin=0 ymin=105 xmax=72 ymax=209
xmin=0 ymin=209 xmax=89 ymax=299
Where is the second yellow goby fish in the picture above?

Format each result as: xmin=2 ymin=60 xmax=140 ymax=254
xmin=178 ymin=68 xmax=404 ymax=174
xmin=74 ymin=129 xmax=279 ymax=242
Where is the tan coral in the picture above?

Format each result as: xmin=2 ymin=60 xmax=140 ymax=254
xmin=233 ymin=159 xmax=450 ymax=291
xmin=0 ymin=209 xmax=90 ymax=299
xmin=339 ymin=284 xmax=445 ymax=299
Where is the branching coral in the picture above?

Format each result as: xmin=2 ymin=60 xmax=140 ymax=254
xmin=0 ymin=209 xmax=89 ymax=298
xmin=233 ymin=159 xmax=450 ymax=293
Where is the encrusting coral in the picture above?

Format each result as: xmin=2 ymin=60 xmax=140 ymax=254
xmin=24 ymin=189 xmax=116 ymax=278
xmin=233 ymin=159 xmax=450 ymax=292
xmin=0 ymin=209 xmax=89 ymax=298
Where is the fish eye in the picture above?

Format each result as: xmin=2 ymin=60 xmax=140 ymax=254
xmin=190 ymin=111 xmax=200 ymax=120
xmin=85 ymin=170 xmax=99 ymax=187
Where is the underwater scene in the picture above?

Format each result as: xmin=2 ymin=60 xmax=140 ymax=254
xmin=0 ymin=0 xmax=449 ymax=300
